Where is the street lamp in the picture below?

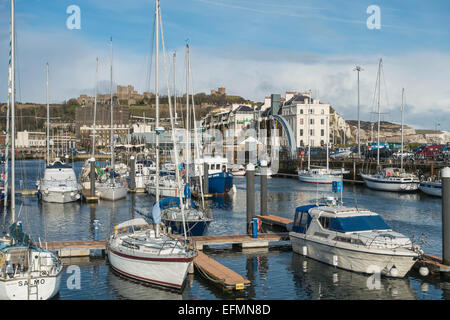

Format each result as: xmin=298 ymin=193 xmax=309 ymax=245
xmin=354 ymin=66 xmax=363 ymax=158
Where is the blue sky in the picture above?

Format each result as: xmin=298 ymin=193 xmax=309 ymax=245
xmin=1 ymin=0 xmax=450 ymax=129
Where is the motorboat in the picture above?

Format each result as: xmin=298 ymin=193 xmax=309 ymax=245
xmin=230 ymin=164 xmax=246 ymax=176
xmin=134 ymin=159 xmax=155 ymax=193
xmin=191 ymin=156 xmax=233 ymax=194
xmin=419 ymin=179 xmax=442 ymax=197
xmin=289 ymin=197 xmax=422 ymax=278
xmin=37 ymin=158 xmax=81 ymax=203
xmin=330 ymin=148 xmax=352 ymax=160
xmin=361 ymin=167 xmax=419 ymax=192
xmin=146 ymin=174 xmax=184 ymax=198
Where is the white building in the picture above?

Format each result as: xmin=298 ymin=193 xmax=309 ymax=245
xmin=16 ymin=131 xmax=46 ymax=148
xmin=280 ymin=92 xmax=331 ymax=148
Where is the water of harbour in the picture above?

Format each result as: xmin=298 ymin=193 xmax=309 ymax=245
xmin=3 ymin=159 xmax=449 ymax=300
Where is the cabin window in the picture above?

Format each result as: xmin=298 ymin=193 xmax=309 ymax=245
xmin=294 ymin=212 xmax=309 ymax=233
xmin=319 ymin=216 xmax=330 ymax=229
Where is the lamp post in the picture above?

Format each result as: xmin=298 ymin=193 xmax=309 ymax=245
xmin=354 ymin=66 xmax=363 ymax=158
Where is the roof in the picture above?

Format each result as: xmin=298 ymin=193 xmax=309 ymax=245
xmin=284 ymin=93 xmax=312 ymax=106
xmin=232 ymin=105 xmax=254 ymax=113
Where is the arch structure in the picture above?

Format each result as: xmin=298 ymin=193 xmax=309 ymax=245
xmin=271 ymin=114 xmax=296 ymax=156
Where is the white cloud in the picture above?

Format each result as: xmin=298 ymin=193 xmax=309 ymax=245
xmin=1 ymin=26 xmax=449 ymax=131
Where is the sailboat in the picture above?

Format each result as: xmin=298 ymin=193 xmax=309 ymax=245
xmin=0 ymin=1 xmax=63 ymax=300
xmin=298 ymin=96 xmax=344 ymax=184
xmin=160 ymin=44 xmax=212 ymax=237
xmin=37 ymin=63 xmax=81 ymax=203
xmin=107 ymin=0 xmax=196 ymax=290
xmin=96 ymin=38 xmax=128 ymax=201
xmin=361 ymin=62 xmax=419 ymax=192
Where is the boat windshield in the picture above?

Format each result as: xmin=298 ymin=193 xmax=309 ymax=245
xmin=328 ymin=215 xmax=391 ymax=233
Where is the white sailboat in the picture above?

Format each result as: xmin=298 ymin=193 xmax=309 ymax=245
xmin=361 ymin=66 xmax=419 ymax=192
xmin=97 ymin=38 xmax=127 ymax=201
xmin=298 ymin=102 xmax=343 ymax=184
xmin=107 ymin=0 xmax=196 ymax=290
xmin=37 ymin=63 xmax=81 ymax=203
xmin=0 ymin=1 xmax=63 ymax=300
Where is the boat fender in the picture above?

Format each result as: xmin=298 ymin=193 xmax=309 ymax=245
xmin=419 ymin=265 xmax=429 ymax=277
xmin=302 ymin=245 xmax=307 ymax=256
xmin=389 ymin=265 xmax=399 ymax=277
xmin=332 ymin=255 xmax=338 ymax=267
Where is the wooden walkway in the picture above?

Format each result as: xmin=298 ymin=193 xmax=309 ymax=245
xmin=255 ymin=215 xmax=292 ymax=230
xmin=194 ymin=251 xmax=250 ymax=290
xmin=42 ymin=240 xmax=106 ymax=257
xmin=416 ymin=253 xmax=450 ymax=274
xmin=186 ymin=233 xmax=290 ymax=250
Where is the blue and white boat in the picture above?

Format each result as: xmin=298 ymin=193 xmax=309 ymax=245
xmin=289 ymin=198 xmax=421 ymax=278
xmin=289 ymin=182 xmax=422 ymax=278
xmin=159 ymin=193 xmax=212 ymax=237
xmin=419 ymin=180 xmax=442 ymax=197
xmin=192 ymin=156 xmax=233 ymax=194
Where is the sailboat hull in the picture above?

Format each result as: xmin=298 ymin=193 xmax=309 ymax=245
xmin=97 ymin=185 xmax=127 ymax=201
xmin=0 ymin=271 xmax=62 ymax=300
xmin=108 ymin=249 xmax=193 ymax=290
xmin=298 ymin=172 xmax=343 ymax=184
xmin=361 ymin=174 xmax=419 ymax=192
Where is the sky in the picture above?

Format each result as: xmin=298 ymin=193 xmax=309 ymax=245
xmin=1 ymin=0 xmax=450 ymax=130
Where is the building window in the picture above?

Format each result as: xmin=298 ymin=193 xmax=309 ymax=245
xmin=300 ymin=118 xmax=304 ymax=125
xmin=300 ymin=140 xmax=304 ymax=146
xmin=309 ymin=109 xmax=313 ymax=114
xmin=321 ymin=118 xmax=325 ymax=125
xmin=321 ymin=139 xmax=324 ymax=145
xmin=310 ymin=129 xmax=314 ymax=136
xmin=300 ymin=129 xmax=303 ymax=136
xmin=310 ymin=119 xmax=314 ymax=125
xmin=300 ymin=109 xmax=304 ymax=114
xmin=321 ymin=129 xmax=324 ymax=136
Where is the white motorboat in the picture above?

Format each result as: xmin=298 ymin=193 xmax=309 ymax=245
xmin=330 ymin=148 xmax=352 ymax=160
xmin=419 ymin=180 xmax=442 ymax=197
xmin=107 ymin=218 xmax=196 ymax=290
xmin=361 ymin=167 xmax=419 ymax=192
xmin=289 ymin=197 xmax=422 ymax=278
xmin=134 ymin=159 xmax=155 ymax=193
xmin=230 ymin=164 xmax=246 ymax=176
xmin=255 ymin=166 xmax=273 ymax=177
xmin=37 ymin=158 xmax=81 ymax=203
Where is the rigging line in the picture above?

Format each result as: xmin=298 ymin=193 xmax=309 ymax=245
xmin=159 ymin=3 xmax=188 ymax=244
xmin=145 ymin=7 xmax=156 ymax=94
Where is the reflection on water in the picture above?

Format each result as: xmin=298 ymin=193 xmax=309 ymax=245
xmin=1 ymin=161 xmax=448 ymax=299
xmin=288 ymin=253 xmax=417 ymax=300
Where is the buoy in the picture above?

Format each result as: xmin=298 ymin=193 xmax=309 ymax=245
xmin=333 ymin=272 xmax=339 ymax=283
xmin=419 ymin=265 xmax=429 ymax=277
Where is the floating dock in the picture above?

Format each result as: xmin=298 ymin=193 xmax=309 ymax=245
xmin=255 ymin=215 xmax=292 ymax=230
xmin=42 ymin=240 xmax=106 ymax=257
xmin=17 ymin=189 xmax=37 ymax=196
xmin=185 ymin=233 xmax=289 ymax=250
xmin=416 ymin=253 xmax=450 ymax=275
xmin=194 ymin=251 xmax=250 ymax=291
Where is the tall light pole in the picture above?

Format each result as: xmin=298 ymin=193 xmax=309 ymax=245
xmin=354 ymin=66 xmax=363 ymax=158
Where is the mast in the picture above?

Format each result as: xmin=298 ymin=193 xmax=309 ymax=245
xmin=185 ymin=43 xmax=190 ymax=207
xmin=11 ymin=0 xmax=15 ymax=223
xmin=155 ymin=0 xmax=160 ymax=202
xmin=173 ymin=52 xmax=177 ymax=123
xmin=307 ymin=91 xmax=311 ymax=170
xmin=354 ymin=66 xmax=363 ymax=159
xmin=92 ymin=58 xmax=98 ymax=160
xmin=376 ymin=58 xmax=382 ymax=167
xmin=46 ymin=63 xmax=50 ymax=165
xmin=401 ymin=88 xmax=404 ymax=171
xmin=326 ymin=115 xmax=329 ymax=171
xmin=110 ymin=37 xmax=115 ymax=183
xmin=4 ymin=15 xmax=12 ymax=215
xmin=157 ymin=1 xmax=187 ymax=243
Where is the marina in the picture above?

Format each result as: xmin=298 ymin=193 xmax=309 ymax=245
xmin=1 ymin=0 xmax=450 ymax=304
xmin=0 ymin=159 xmax=448 ymax=299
